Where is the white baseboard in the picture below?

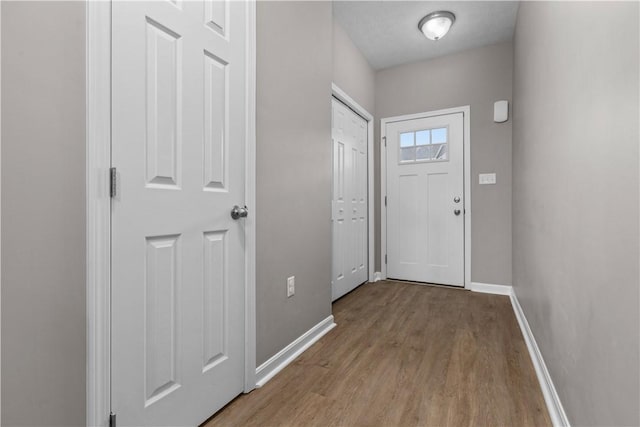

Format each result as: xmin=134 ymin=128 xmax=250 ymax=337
xmin=373 ymin=272 xmax=383 ymax=282
xmin=471 ymin=282 xmax=570 ymax=425
xmin=470 ymin=282 xmax=513 ymax=295
xmin=510 ymin=289 xmax=570 ymax=427
xmin=255 ymin=315 xmax=336 ymax=388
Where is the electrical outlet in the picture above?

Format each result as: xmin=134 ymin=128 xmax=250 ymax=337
xmin=287 ymin=276 xmax=295 ymax=298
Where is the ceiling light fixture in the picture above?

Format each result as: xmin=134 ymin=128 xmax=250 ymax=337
xmin=418 ymin=11 xmax=456 ymax=41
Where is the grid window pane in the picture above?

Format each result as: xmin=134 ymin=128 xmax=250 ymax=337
xmin=400 ymin=147 xmax=416 ymax=162
xmin=415 ymin=143 xmax=448 ymax=161
xmin=415 ymin=130 xmax=430 ymax=146
xmin=399 ymin=126 xmax=449 ymax=164
xmin=416 ymin=145 xmax=435 ymax=160
xmin=400 ymin=132 xmax=414 ymax=147
xmin=431 ymin=128 xmax=447 ymax=144
xmin=434 ymin=143 xmax=448 ymax=160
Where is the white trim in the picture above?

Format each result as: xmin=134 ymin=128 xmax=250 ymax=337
xmin=462 ymin=108 xmax=471 ymax=289
xmin=373 ymin=272 xmax=383 ymax=282
xmin=331 ymin=84 xmax=375 ymax=283
xmin=255 ymin=316 xmax=336 ymax=388
xmin=243 ymin=0 xmax=257 ymax=393
xmin=331 ymin=84 xmax=373 ymax=122
xmin=510 ymin=289 xmax=571 ymax=427
xmin=0 ymin=3 xmax=3 ymax=423
xmin=470 ymin=282 xmax=512 ymax=296
xmin=380 ymin=106 xmax=471 ymax=288
xmin=86 ymin=2 xmax=111 ymax=426
xmin=380 ymin=124 xmax=387 ymax=279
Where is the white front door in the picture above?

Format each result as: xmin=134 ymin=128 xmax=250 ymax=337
xmin=332 ymin=98 xmax=368 ymax=301
xmin=111 ymin=1 xmax=248 ymax=425
xmin=385 ymin=113 xmax=464 ymax=286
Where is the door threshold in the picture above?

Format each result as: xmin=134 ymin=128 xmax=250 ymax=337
xmin=384 ymin=278 xmax=467 ymax=291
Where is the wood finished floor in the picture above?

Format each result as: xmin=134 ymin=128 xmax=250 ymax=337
xmin=205 ymin=280 xmax=551 ymax=427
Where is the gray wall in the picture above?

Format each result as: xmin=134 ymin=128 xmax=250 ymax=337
xmin=332 ymin=20 xmax=375 ymax=115
xmin=256 ymin=1 xmax=333 ymax=365
xmin=512 ymin=2 xmax=639 ymax=425
xmin=375 ymin=42 xmax=513 ymax=285
xmin=1 ymin=2 xmax=86 ymax=426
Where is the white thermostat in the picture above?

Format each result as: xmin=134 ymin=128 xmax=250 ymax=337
xmin=494 ymin=100 xmax=509 ymax=123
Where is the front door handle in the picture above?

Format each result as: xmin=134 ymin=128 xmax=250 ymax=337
xmin=454 ymin=209 xmax=461 ymax=216
xmin=231 ymin=205 xmax=249 ymax=220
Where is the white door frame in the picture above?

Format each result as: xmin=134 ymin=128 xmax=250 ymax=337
xmin=380 ymin=106 xmax=471 ymax=288
xmin=85 ymin=2 xmax=257 ymax=426
xmin=0 ymin=3 xmax=3 ymax=423
xmin=331 ymin=84 xmax=375 ymax=283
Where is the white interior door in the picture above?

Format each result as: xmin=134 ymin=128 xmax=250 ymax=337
xmin=385 ymin=113 xmax=464 ymax=286
xmin=111 ymin=1 xmax=247 ymax=425
xmin=332 ymin=98 xmax=368 ymax=301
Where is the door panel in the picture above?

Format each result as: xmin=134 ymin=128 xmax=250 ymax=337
xmin=111 ymin=1 xmax=247 ymax=425
xmin=426 ymin=173 xmax=448 ymax=266
xmin=203 ymin=52 xmax=228 ymax=190
xmin=332 ymin=99 xmax=368 ymax=301
xmin=202 ymin=230 xmax=227 ymax=371
xmin=386 ymin=113 xmax=464 ymax=286
xmin=144 ymin=234 xmax=181 ymax=407
xmin=397 ymin=174 xmax=419 ymax=264
xmin=145 ymin=18 xmax=181 ymax=189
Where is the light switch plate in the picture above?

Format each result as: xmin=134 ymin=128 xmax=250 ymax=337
xmin=479 ymin=173 xmax=497 ymax=185
xmin=287 ymin=276 xmax=295 ymax=297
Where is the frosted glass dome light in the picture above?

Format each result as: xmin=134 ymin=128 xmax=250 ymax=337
xmin=419 ymin=11 xmax=456 ymax=41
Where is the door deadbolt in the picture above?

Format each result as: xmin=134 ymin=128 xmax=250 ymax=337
xmin=454 ymin=196 xmax=460 ymax=203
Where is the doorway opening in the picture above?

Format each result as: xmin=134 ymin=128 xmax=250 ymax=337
xmin=380 ymin=106 xmax=471 ymax=288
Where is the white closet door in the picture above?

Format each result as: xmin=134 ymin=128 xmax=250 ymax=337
xmin=111 ymin=1 xmax=248 ymax=425
xmin=332 ymin=99 xmax=368 ymax=301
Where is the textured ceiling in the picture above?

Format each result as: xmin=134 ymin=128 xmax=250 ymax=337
xmin=333 ymin=1 xmax=519 ymax=70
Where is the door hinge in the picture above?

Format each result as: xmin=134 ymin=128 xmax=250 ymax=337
xmin=383 ymin=136 xmax=387 ymax=147
xmin=110 ymin=167 xmax=117 ymax=198
xmin=109 ymin=412 xmax=116 ymax=427
xmin=384 ymin=196 xmax=387 ymax=206
xmin=385 ymin=254 xmax=387 ymax=264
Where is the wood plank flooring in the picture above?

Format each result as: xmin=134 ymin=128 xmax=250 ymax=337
xmin=205 ymin=280 xmax=551 ymax=427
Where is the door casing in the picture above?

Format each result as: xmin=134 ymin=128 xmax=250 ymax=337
xmin=380 ymin=106 xmax=471 ymax=288
xmin=331 ymin=83 xmax=375 ymax=284
xmin=85 ymin=2 xmax=257 ymax=426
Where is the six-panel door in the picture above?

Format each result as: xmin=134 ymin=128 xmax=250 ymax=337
xmin=332 ymin=99 xmax=368 ymax=301
xmin=111 ymin=1 xmax=248 ymax=425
